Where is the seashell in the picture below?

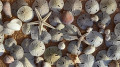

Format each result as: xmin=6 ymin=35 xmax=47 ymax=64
xmin=114 ymin=13 xmax=120 ymax=24
xmin=9 ymin=60 xmax=24 ymax=67
xmin=79 ymin=54 xmax=95 ymax=67
xmin=4 ymin=55 xmax=14 ymax=64
xmin=3 ymin=28 xmax=15 ymax=35
xmin=85 ymin=0 xmax=99 ymax=14
xmin=43 ymin=62 xmax=51 ymax=67
xmin=64 ymin=0 xmax=82 ymax=16
xmin=21 ymin=38 xmax=33 ymax=52
xmin=22 ymin=23 xmax=32 ymax=35
xmin=35 ymin=57 xmax=44 ymax=64
xmin=62 ymin=11 xmax=74 ymax=24
xmin=56 ymin=23 xmax=65 ymax=30
xmin=4 ymin=38 xmax=17 ymax=51
xmin=38 ymin=31 xmax=51 ymax=44
xmin=63 ymin=34 xmax=78 ymax=41
xmin=7 ymin=19 xmax=22 ymax=31
xmin=49 ymin=0 xmax=64 ymax=12
xmin=93 ymin=60 xmax=108 ymax=67
xmin=105 ymin=35 xmax=111 ymax=41
xmin=105 ymin=29 xmax=110 ymax=35
xmin=29 ymin=40 xmax=45 ymax=56
xmin=11 ymin=0 xmax=28 ymax=16
xmin=49 ymin=12 xmax=62 ymax=26
xmin=10 ymin=45 xmax=24 ymax=60
xmin=77 ymin=13 xmax=93 ymax=30
xmin=0 ymin=1 xmax=3 ymax=12
xmin=24 ymin=53 xmax=34 ymax=60
xmin=99 ymin=29 xmax=104 ymax=34
xmin=107 ymin=45 xmax=120 ymax=60
xmin=58 ymin=42 xmax=65 ymax=50
xmin=86 ymin=31 xmax=103 ymax=47
xmin=32 ymin=0 xmax=49 ymax=17
xmin=86 ymin=27 xmax=93 ymax=33
xmin=84 ymin=45 xmax=95 ymax=54
xmin=44 ymin=46 xmax=62 ymax=65
xmin=17 ymin=6 xmax=34 ymax=22
xmin=0 ymin=44 xmax=5 ymax=56
xmin=91 ymin=15 xmax=99 ymax=22
xmin=31 ymin=26 xmax=39 ymax=40
xmin=3 ymin=2 xmax=12 ymax=18
xmin=0 ymin=32 xmax=4 ymax=44
xmin=56 ymin=56 xmax=74 ymax=67
xmin=100 ymin=0 xmax=117 ymax=14
xmin=114 ymin=23 xmax=120 ymax=37
xmin=0 ymin=24 xmax=3 ymax=32
xmin=67 ymin=41 xmax=82 ymax=55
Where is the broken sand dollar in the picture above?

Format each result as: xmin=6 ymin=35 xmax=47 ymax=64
xmin=100 ymin=0 xmax=117 ymax=14
xmin=58 ymin=42 xmax=65 ymax=50
xmin=29 ymin=40 xmax=45 ymax=56
xmin=44 ymin=46 xmax=62 ymax=65
xmin=31 ymin=26 xmax=39 ymax=40
xmin=22 ymin=23 xmax=31 ymax=35
xmin=7 ymin=19 xmax=22 ymax=31
xmin=114 ymin=13 xmax=120 ymax=24
xmin=0 ymin=1 xmax=3 ymax=12
xmin=49 ymin=12 xmax=62 ymax=26
xmin=10 ymin=45 xmax=24 ymax=60
xmin=0 ymin=32 xmax=4 ymax=44
xmin=56 ymin=56 xmax=74 ymax=67
xmin=0 ymin=44 xmax=5 ymax=56
xmin=86 ymin=31 xmax=103 ymax=47
xmin=77 ymin=13 xmax=93 ymax=30
xmin=85 ymin=0 xmax=99 ymax=14
xmin=114 ymin=23 xmax=120 ymax=37
xmin=17 ymin=6 xmax=34 ymax=22
xmin=64 ymin=0 xmax=82 ymax=16
xmin=38 ymin=31 xmax=51 ymax=44
xmin=67 ymin=41 xmax=82 ymax=55
xmin=49 ymin=0 xmax=64 ymax=12
xmin=107 ymin=45 xmax=120 ymax=60
xmin=79 ymin=54 xmax=95 ymax=67
xmin=84 ymin=45 xmax=95 ymax=54
xmin=21 ymin=38 xmax=33 ymax=52
xmin=32 ymin=0 xmax=49 ymax=17
xmin=93 ymin=60 xmax=108 ymax=67
xmin=4 ymin=38 xmax=17 ymax=51
xmin=9 ymin=60 xmax=24 ymax=67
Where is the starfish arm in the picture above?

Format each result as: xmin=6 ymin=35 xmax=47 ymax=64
xmin=38 ymin=24 xmax=43 ymax=35
xmin=43 ymin=22 xmax=55 ymax=29
xmin=43 ymin=12 xmax=52 ymax=22
xmin=27 ymin=21 xmax=39 ymax=25
xmin=35 ymin=8 xmax=43 ymax=21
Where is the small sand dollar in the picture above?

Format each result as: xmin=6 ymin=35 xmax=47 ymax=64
xmin=29 ymin=40 xmax=45 ymax=56
xmin=9 ymin=60 xmax=24 ymax=67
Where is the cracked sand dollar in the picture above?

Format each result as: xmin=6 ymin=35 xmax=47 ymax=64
xmin=100 ymin=0 xmax=117 ymax=14
xmin=0 ymin=32 xmax=4 ymax=44
xmin=56 ymin=56 xmax=74 ymax=67
xmin=86 ymin=31 xmax=103 ymax=47
xmin=21 ymin=38 xmax=33 ymax=52
xmin=31 ymin=26 xmax=39 ymax=40
xmin=0 ymin=1 xmax=3 ymax=12
xmin=79 ymin=54 xmax=95 ymax=67
xmin=77 ymin=13 xmax=93 ymax=30
xmin=114 ymin=13 xmax=120 ymax=24
xmin=49 ymin=0 xmax=64 ymax=12
xmin=64 ymin=0 xmax=82 ymax=16
xmin=17 ymin=6 xmax=34 ymax=22
xmin=29 ymin=40 xmax=45 ymax=56
xmin=9 ymin=60 xmax=24 ymax=67
xmin=4 ymin=38 xmax=17 ymax=51
xmin=44 ymin=46 xmax=62 ymax=65
xmin=22 ymin=23 xmax=32 ymax=35
xmin=10 ymin=45 xmax=24 ymax=60
xmin=93 ymin=60 xmax=108 ymax=67
xmin=85 ymin=0 xmax=99 ymax=14
xmin=67 ymin=41 xmax=82 ymax=55
xmin=32 ymin=0 xmax=49 ymax=17
xmin=114 ymin=23 xmax=120 ymax=37
xmin=0 ymin=44 xmax=5 ymax=56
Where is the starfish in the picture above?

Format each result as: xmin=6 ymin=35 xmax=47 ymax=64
xmin=28 ymin=8 xmax=55 ymax=35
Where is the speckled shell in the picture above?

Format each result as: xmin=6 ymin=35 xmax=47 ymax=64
xmin=44 ymin=46 xmax=62 ymax=65
xmin=107 ymin=45 xmax=120 ymax=60
xmin=84 ymin=46 xmax=95 ymax=54
xmin=114 ymin=23 xmax=120 ymax=37
xmin=114 ymin=13 xmax=120 ymax=24
xmin=0 ymin=1 xmax=3 ymax=12
xmin=17 ymin=6 xmax=34 ymax=22
xmin=22 ymin=23 xmax=31 ymax=35
xmin=32 ymin=0 xmax=49 ymax=17
xmin=21 ymin=38 xmax=33 ymax=52
xmin=29 ymin=40 xmax=45 ymax=56
xmin=64 ymin=0 xmax=82 ymax=16
xmin=49 ymin=12 xmax=62 ymax=26
xmin=31 ymin=26 xmax=39 ymax=40
xmin=4 ymin=38 xmax=17 ymax=51
xmin=38 ymin=31 xmax=51 ymax=44
xmin=10 ymin=45 xmax=24 ymax=60
xmin=49 ymin=0 xmax=64 ymax=12
xmin=4 ymin=55 xmax=14 ymax=64
xmin=0 ymin=33 xmax=4 ymax=44
xmin=67 ymin=41 xmax=82 ymax=55
xmin=11 ymin=0 xmax=28 ymax=16
xmin=85 ymin=0 xmax=99 ymax=14
xmin=100 ymin=0 xmax=117 ymax=14
xmin=79 ymin=54 xmax=95 ymax=67
xmin=77 ymin=13 xmax=93 ymax=30
xmin=0 ymin=44 xmax=5 ymax=56
xmin=56 ymin=56 xmax=74 ymax=67
xmin=86 ymin=31 xmax=103 ymax=47
xmin=9 ymin=60 xmax=24 ymax=67
xmin=93 ymin=60 xmax=108 ymax=67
